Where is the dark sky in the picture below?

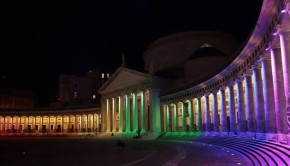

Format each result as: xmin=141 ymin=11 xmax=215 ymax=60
xmin=1 ymin=0 xmax=262 ymax=105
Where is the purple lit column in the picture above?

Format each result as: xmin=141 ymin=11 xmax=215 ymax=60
xmin=228 ymin=83 xmax=237 ymax=133
xmin=197 ymin=97 xmax=202 ymax=132
xmin=204 ymin=94 xmax=211 ymax=132
xmin=260 ymin=53 xmax=277 ymax=134
xmin=236 ymin=78 xmax=246 ymax=132
xmin=244 ymin=70 xmax=256 ymax=133
xmin=220 ymin=87 xmax=228 ymax=133
xmin=278 ymin=21 xmax=290 ymax=134
xmin=212 ymin=90 xmax=219 ymax=132
xmin=253 ymin=63 xmax=265 ymax=134
xmin=270 ymin=45 xmax=287 ymax=134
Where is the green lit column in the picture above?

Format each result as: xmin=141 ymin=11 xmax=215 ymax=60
xmin=188 ymin=100 xmax=194 ymax=132
xmin=112 ymin=97 xmax=116 ymax=132
xmin=125 ymin=94 xmax=131 ymax=132
xmin=181 ymin=102 xmax=186 ymax=132
xmin=133 ymin=92 xmax=138 ymax=132
xmin=174 ymin=103 xmax=178 ymax=131
xmin=150 ymin=89 xmax=161 ymax=133
xmin=166 ymin=105 xmax=171 ymax=132
xmin=197 ymin=97 xmax=202 ymax=132
xmin=141 ymin=91 xmax=146 ymax=132
xmin=118 ymin=96 xmax=123 ymax=132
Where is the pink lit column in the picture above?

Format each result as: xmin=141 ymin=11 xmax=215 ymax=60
xmin=260 ymin=54 xmax=277 ymax=134
xmin=212 ymin=90 xmax=219 ymax=133
xmin=236 ymin=78 xmax=246 ymax=132
xmin=244 ymin=70 xmax=256 ymax=134
xmin=278 ymin=21 xmax=290 ymax=134
xmin=253 ymin=63 xmax=266 ymax=134
xmin=270 ymin=45 xmax=287 ymax=134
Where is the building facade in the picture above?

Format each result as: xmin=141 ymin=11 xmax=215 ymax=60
xmin=99 ymin=0 xmax=290 ymax=144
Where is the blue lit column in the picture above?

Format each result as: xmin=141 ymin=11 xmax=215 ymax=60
xmin=228 ymin=83 xmax=237 ymax=135
xmin=212 ymin=90 xmax=219 ymax=133
xmin=244 ymin=70 xmax=256 ymax=136
xmin=204 ymin=94 xmax=211 ymax=133
xmin=236 ymin=77 xmax=246 ymax=134
xmin=220 ymin=86 xmax=228 ymax=135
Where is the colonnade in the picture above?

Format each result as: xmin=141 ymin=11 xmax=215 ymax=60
xmin=103 ymin=90 xmax=150 ymax=133
xmin=0 ymin=114 xmax=100 ymax=133
xmin=161 ymin=6 xmax=290 ymax=142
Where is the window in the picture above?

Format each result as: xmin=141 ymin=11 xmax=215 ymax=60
xmin=107 ymin=73 xmax=110 ymax=78
xmin=101 ymin=73 xmax=105 ymax=79
xmin=73 ymin=91 xmax=78 ymax=99
xmin=93 ymin=95 xmax=96 ymax=99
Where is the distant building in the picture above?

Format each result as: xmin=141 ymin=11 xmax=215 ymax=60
xmin=0 ymin=87 xmax=36 ymax=109
xmin=54 ymin=68 xmax=112 ymax=106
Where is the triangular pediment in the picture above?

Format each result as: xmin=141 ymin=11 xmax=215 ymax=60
xmin=99 ymin=67 xmax=151 ymax=94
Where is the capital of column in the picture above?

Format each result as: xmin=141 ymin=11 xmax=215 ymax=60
xmin=252 ymin=62 xmax=262 ymax=70
xmin=259 ymin=53 xmax=271 ymax=61
xmin=235 ymin=75 xmax=244 ymax=82
xmin=219 ymin=85 xmax=227 ymax=91
xmin=211 ymin=89 xmax=219 ymax=94
xmin=227 ymin=81 xmax=236 ymax=87
xmin=275 ymin=23 xmax=290 ymax=35
xmin=243 ymin=69 xmax=253 ymax=77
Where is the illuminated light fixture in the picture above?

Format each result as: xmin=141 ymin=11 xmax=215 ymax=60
xmin=281 ymin=9 xmax=286 ymax=13
xmin=273 ymin=32 xmax=278 ymax=36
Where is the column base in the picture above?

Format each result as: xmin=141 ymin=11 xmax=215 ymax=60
xmin=287 ymin=135 xmax=290 ymax=146
xmin=236 ymin=132 xmax=247 ymax=137
xmin=210 ymin=132 xmax=220 ymax=136
xmin=229 ymin=132 xmax=238 ymax=137
xmin=255 ymin=133 xmax=266 ymax=140
xmin=276 ymin=133 xmax=288 ymax=145
xmin=246 ymin=132 xmax=256 ymax=139
xmin=266 ymin=133 xmax=278 ymax=142
xmin=220 ymin=132 xmax=229 ymax=136
xmin=204 ymin=131 xmax=211 ymax=136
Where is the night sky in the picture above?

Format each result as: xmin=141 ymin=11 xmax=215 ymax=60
xmin=1 ymin=0 xmax=263 ymax=106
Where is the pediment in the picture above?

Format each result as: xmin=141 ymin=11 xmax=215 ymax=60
xmin=98 ymin=67 xmax=151 ymax=94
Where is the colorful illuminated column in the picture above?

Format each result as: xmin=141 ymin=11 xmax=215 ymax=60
xmin=140 ymin=91 xmax=146 ymax=132
xmin=270 ymin=45 xmax=288 ymax=134
xmin=212 ymin=90 xmax=219 ymax=132
xmin=260 ymin=53 xmax=277 ymax=134
xmin=244 ymin=70 xmax=256 ymax=133
xmin=197 ymin=97 xmax=202 ymax=132
xmin=150 ymin=89 xmax=161 ymax=133
xmin=119 ymin=96 xmax=124 ymax=132
xmin=125 ymin=94 xmax=131 ymax=132
xmin=253 ymin=63 xmax=266 ymax=134
xmin=106 ymin=99 xmax=111 ymax=132
xmin=2 ymin=116 xmax=5 ymax=132
xmin=278 ymin=22 xmax=290 ymax=134
xmin=181 ymin=102 xmax=186 ymax=132
xmin=236 ymin=78 xmax=246 ymax=132
xmin=228 ymin=83 xmax=237 ymax=133
xmin=112 ymin=97 xmax=116 ymax=132
xmin=220 ymin=87 xmax=228 ymax=133
xmin=166 ymin=105 xmax=171 ymax=132
xmin=133 ymin=93 xmax=138 ymax=132
xmin=174 ymin=103 xmax=178 ymax=131
xmin=188 ymin=100 xmax=194 ymax=132
xmin=204 ymin=94 xmax=211 ymax=132
xmin=101 ymin=99 xmax=106 ymax=132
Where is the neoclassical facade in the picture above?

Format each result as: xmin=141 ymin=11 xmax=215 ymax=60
xmin=100 ymin=0 xmax=290 ymax=144
xmin=0 ymin=105 xmax=100 ymax=133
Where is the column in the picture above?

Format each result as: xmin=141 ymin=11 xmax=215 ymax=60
xmin=92 ymin=114 xmax=94 ymax=132
xmin=141 ymin=91 xmax=146 ymax=132
xmin=212 ymin=90 xmax=219 ymax=132
xmin=228 ymin=83 xmax=237 ymax=133
xmin=119 ymin=96 xmax=124 ymax=132
xmin=220 ymin=87 xmax=228 ymax=133
xmin=112 ymin=97 xmax=116 ymax=132
xmin=236 ymin=78 xmax=246 ymax=132
xmin=174 ymin=103 xmax=178 ymax=131
xmin=278 ymin=22 xmax=290 ymax=134
xmin=48 ymin=116 xmax=50 ymax=132
xmin=166 ymin=105 xmax=171 ymax=132
xmin=150 ymin=89 xmax=161 ymax=133
xmin=181 ymin=102 xmax=186 ymax=132
xmin=62 ymin=116 xmax=64 ymax=132
xmin=253 ymin=63 xmax=266 ymax=134
xmin=188 ymin=100 xmax=194 ymax=132
xmin=270 ymin=45 xmax=287 ymax=134
xmin=67 ymin=115 xmax=70 ymax=132
xmin=125 ymin=94 xmax=131 ymax=132
xmin=2 ymin=117 xmax=5 ymax=133
xmin=18 ymin=116 xmax=21 ymax=132
xmin=204 ymin=94 xmax=211 ymax=132
xmin=197 ymin=97 xmax=202 ymax=132
xmin=101 ymin=99 xmax=106 ymax=132
xmin=132 ymin=93 xmax=138 ymax=132
xmin=40 ymin=116 xmax=43 ymax=132
xmin=244 ymin=70 xmax=256 ymax=134
xmin=106 ymin=99 xmax=111 ymax=132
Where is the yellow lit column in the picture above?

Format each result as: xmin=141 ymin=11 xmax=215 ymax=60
xmin=40 ymin=116 xmax=43 ymax=132
xmin=62 ymin=115 xmax=64 ymax=132
xmin=68 ymin=115 xmax=71 ymax=132
xmin=106 ymin=99 xmax=111 ymax=132
xmin=48 ymin=116 xmax=50 ymax=132
xmin=18 ymin=116 xmax=21 ymax=133
xmin=112 ymin=98 xmax=116 ymax=132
